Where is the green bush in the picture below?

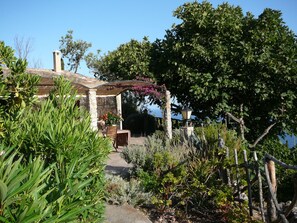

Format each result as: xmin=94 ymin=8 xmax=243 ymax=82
xmin=0 ymin=146 xmax=97 ymax=222
xmin=3 ymin=77 xmax=111 ymax=222
xmin=121 ymin=124 xmax=254 ymax=222
xmin=105 ymin=174 xmax=151 ymax=207
xmin=124 ymin=113 xmax=157 ymax=136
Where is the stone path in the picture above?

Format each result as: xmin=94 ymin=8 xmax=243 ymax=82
xmin=104 ymin=137 xmax=152 ymax=223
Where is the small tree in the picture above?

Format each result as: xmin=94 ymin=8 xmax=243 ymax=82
xmin=59 ymin=30 xmax=92 ymax=73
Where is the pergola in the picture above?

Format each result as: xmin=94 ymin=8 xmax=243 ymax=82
xmin=3 ymin=68 xmax=173 ymax=139
xmin=95 ymin=80 xmax=172 ymax=139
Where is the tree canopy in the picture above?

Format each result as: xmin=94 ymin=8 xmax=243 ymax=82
xmin=86 ymin=37 xmax=153 ymax=81
xmin=87 ymin=1 xmax=297 ymax=141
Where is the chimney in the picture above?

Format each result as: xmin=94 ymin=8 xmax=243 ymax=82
xmin=53 ymin=50 xmax=61 ymax=72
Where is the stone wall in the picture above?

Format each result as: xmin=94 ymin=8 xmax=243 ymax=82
xmin=97 ymin=96 xmax=117 ymax=118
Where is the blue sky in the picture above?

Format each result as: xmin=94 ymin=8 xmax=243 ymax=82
xmin=1 ymin=0 xmax=297 ymax=77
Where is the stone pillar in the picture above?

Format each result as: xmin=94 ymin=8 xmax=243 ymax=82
xmin=88 ymin=89 xmax=98 ymax=131
xmin=164 ymin=90 xmax=172 ymax=139
xmin=116 ymin=94 xmax=123 ymax=130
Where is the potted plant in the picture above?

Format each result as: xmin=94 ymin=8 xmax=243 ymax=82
xmin=99 ymin=112 xmax=123 ymax=126
xmin=98 ymin=112 xmax=123 ymax=150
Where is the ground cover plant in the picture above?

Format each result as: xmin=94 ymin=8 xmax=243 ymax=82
xmin=122 ymin=126 xmax=261 ymax=222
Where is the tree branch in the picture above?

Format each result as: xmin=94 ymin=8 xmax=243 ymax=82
xmin=249 ymin=123 xmax=276 ymax=148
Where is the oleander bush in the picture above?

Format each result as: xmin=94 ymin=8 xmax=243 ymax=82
xmin=0 ymin=42 xmax=111 ymax=222
xmin=4 ymin=77 xmax=111 ymax=222
xmin=0 ymin=146 xmax=101 ymax=222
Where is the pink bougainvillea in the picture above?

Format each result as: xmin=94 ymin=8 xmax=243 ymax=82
xmin=132 ymin=77 xmax=166 ymax=103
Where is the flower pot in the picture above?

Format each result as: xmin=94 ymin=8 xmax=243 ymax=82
xmin=106 ymin=125 xmax=117 ymax=138
xmin=106 ymin=125 xmax=118 ymax=150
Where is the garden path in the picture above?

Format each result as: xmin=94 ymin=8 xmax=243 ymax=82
xmin=104 ymin=137 xmax=152 ymax=223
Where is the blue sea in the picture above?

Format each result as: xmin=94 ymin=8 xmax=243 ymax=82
xmin=148 ymin=107 xmax=297 ymax=148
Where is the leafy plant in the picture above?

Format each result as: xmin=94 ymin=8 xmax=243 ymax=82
xmin=0 ymin=145 xmax=103 ymax=223
xmin=105 ymin=174 xmax=151 ymax=207
xmin=0 ymin=41 xmax=39 ymax=139
xmin=2 ymin=76 xmax=111 ymax=222
xmin=121 ymin=124 xmax=250 ymax=221
xmin=0 ymin=146 xmax=52 ymax=223
xmin=99 ymin=112 xmax=123 ymax=126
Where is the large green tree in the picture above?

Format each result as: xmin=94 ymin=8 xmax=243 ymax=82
xmin=152 ymin=2 xmax=297 ymax=141
xmin=88 ymin=2 xmax=297 ymax=142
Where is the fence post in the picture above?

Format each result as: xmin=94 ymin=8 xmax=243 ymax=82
xmin=267 ymin=159 xmax=277 ymax=222
xmin=226 ymin=147 xmax=231 ymax=186
xmin=234 ymin=149 xmax=241 ymax=200
xmin=243 ymin=150 xmax=253 ymax=216
xmin=253 ymin=152 xmax=265 ymax=222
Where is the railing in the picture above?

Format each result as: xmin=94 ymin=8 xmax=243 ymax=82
xmin=155 ymin=117 xmax=200 ymax=130
xmin=222 ymin=147 xmax=297 ymax=223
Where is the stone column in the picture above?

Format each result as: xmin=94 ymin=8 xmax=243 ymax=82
xmin=164 ymin=90 xmax=172 ymax=139
xmin=116 ymin=94 xmax=123 ymax=130
xmin=88 ymin=89 xmax=98 ymax=131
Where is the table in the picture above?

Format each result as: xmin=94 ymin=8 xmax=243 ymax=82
xmin=116 ymin=130 xmax=131 ymax=147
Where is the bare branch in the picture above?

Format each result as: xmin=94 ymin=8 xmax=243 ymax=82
xmin=225 ymin=111 xmax=246 ymax=140
xmin=14 ymin=35 xmax=33 ymax=60
xmin=226 ymin=112 xmax=241 ymax=124
xmin=249 ymin=123 xmax=276 ymax=148
xmin=264 ymin=154 xmax=297 ymax=170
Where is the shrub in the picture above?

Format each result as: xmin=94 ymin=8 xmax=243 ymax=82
xmin=121 ymin=123 xmax=253 ymax=222
xmin=124 ymin=113 xmax=156 ymax=136
xmin=105 ymin=174 xmax=151 ymax=207
xmin=3 ymin=77 xmax=111 ymax=222
xmin=0 ymin=146 xmax=97 ymax=222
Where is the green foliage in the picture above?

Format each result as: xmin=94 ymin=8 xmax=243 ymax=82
xmin=0 ymin=41 xmax=39 ymax=125
xmin=86 ymin=37 xmax=153 ymax=81
xmin=2 ymin=76 xmax=111 ymax=222
xmin=6 ymin=77 xmax=110 ymax=163
xmin=105 ymin=174 xmax=151 ymax=207
xmin=59 ymin=30 xmax=92 ymax=73
xmin=0 ymin=147 xmax=52 ymax=222
xmin=121 ymin=91 xmax=140 ymax=121
xmin=122 ymin=125 xmax=250 ymax=221
xmin=0 ymin=146 xmax=95 ymax=223
xmin=0 ymin=41 xmax=111 ymax=222
xmin=153 ymin=2 xmax=297 ymax=141
xmin=93 ymin=1 xmax=297 ymax=142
